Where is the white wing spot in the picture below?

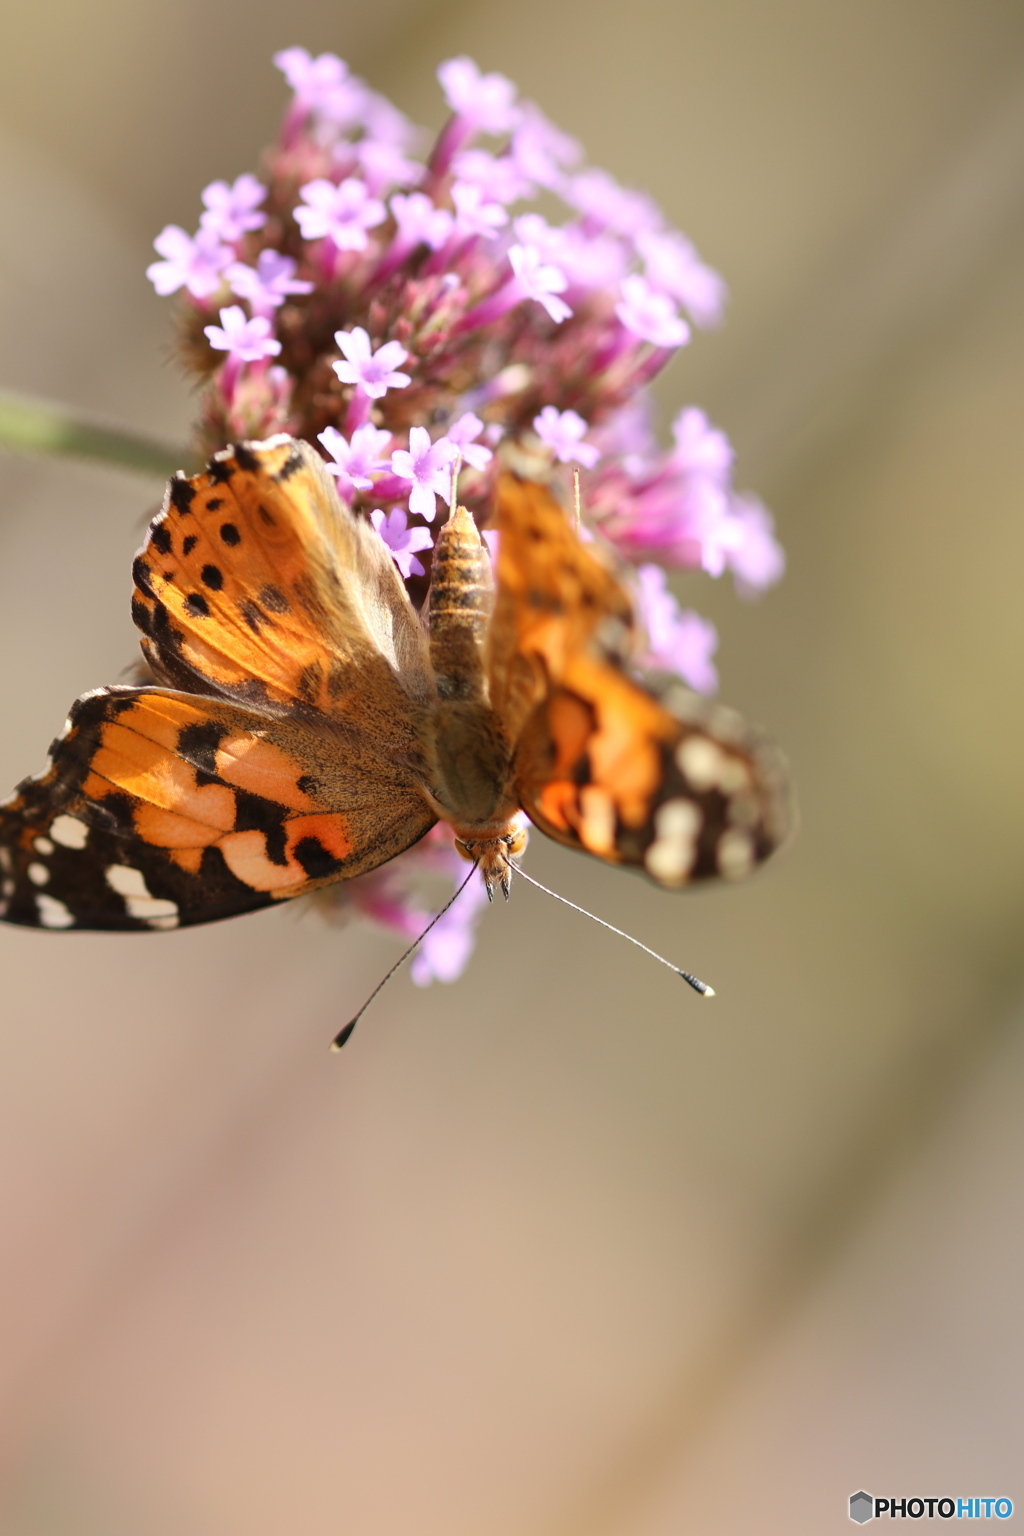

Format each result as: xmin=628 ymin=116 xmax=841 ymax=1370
xmin=644 ymin=798 xmax=702 ymax=887
xmin=0 ymin=846 xmax=11 ymax=873
xmin=578 ymin=785 xmax=617 ymax=855
xmin=27 ymin=862 xmax=50 ymax=886
xmin=717 ymin=829 xmax=755 ymax=880
xmin=36 ymin=893 xmax=75 ymax=928
xmin=33 ymin=836 xmax=54 ymax=856
xmin=50 ymin=815 xmax=89 ymax=850
xmin=105 ymin=864 xmax=179 ymax=929
xmin=676 ymin=737 xmax=727 ymax=792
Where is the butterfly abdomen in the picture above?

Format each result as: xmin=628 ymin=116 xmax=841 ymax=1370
xmin=427 ymin=507 xmax=493 ymax=702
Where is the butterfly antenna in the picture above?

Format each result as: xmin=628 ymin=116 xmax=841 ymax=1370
xmin=331 ymin=862 xmax=480 ymax=1050
xmin=504 ymin=858 xmax=715 ymax=997
xmin=573 ymin=468 xmax=581 ymax=535
xmin=448 ymin=452 xmax=463 ymax=518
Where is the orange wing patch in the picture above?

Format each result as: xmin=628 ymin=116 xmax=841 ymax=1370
xmin=489 ymin=475 xmax=790 ymax=887
xmin=132 ymin=436 xmax=432 ymax=718
xmin=0 ymin=685 xmax=435 ymax=930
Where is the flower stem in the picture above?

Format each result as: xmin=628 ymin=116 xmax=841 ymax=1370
xmin=0 ymin=389 xmax=188 ymax=480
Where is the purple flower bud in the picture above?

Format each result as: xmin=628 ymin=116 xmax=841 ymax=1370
xmin=356 ymin=139 xmax=425 ymax=196
xmin=615 ymin=274 xmax=689 ymax=348
xmin=533 ymin=406 xmax=600 ymax=467
xmin=332 ymin=327 xmax=411 ymax=400
xmin=146 ymin=224 xmax=232 ymax=299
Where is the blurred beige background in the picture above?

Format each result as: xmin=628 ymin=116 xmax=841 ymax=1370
xmin=2 ymin=1 xmax=1024 ymax=1532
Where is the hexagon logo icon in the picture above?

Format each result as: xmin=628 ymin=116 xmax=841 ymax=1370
xmin=849 ymin=1491 xmax=874 ymax=1524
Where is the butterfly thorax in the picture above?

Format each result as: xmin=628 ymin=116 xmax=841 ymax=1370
xmin=423 ymin=505 xmax=525 ymax=894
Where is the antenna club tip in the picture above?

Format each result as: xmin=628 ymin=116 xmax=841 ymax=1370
xmin=331 ymin=1020 xmax=358 ymax=1051
xmin=677 ymin=971 xmax=715 ymax=997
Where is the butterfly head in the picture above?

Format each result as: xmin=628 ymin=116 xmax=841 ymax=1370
xmin=454 ymin=815 xmax=529 ymax=901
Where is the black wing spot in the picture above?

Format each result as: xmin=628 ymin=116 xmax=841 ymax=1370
xmin=131 ymin=596 xmax=152 ymax=635
xmin=201 ymin=564 xmax=224 ymax=591
xmin=132 ymin=558 xmax=156 ymax=599
xmin=150 ymin=523 xmax=172 ymax=556
xmin=219 ymin=522 xmax=241 ymax=546
xmin=208 ymin=456 xmax=235 ymax=483
xmin=206 ymin=497 xmax=224 ymax=511
xmin=233 ymin=789 xmax=288 ymax=865
xmin=257 ymin=504 xmax=276 ymax=526
xmin=169 ymin=476 xmax=196 ymax=514
xmin=239 ymin=599 xmax=270 ymax=633
xmin=177 ymin=720 xmax=229 ymax=779
xmin=293 ymin=837 xmax=341 ymax=880
xmin=185 ymin=593 xmax=210 ymax=617
xmin=258 ymin=584 xmax=289 ymax=613
xmin=275 ymin=443 xmax=305 ymax=480
xmin=233 ymin=442 xmax=260 ymax=474
xmin=183 ymin=534 xmax=198 ymax=556
xmin=296 ymin=774 xmax=318 ymax=798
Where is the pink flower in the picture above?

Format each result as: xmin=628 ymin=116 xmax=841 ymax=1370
xmin=670 ymin=408 xmax=733 ymax=482
xmin=636 ymin=230 xmax=727 ymax=329
xmin=410 ymin=870 xmax=490 ymax=984
xmin=146 ymin=224 xmax=232 ymax=299
xmin=318 ymin=423 xmax=392 ymax=490
xmin=446 ymin=412 xmax=493 ymax=472
xmin=199 ymin=174 xmax=267 ymax=241
xmin=390 ymin=192 xmax=454 ymax=251
xmin=390 ymin=427 xmax=459 ymax=521
xmin=451 ymin=181 xmax=508 ymax=240
xmin=726 ymin=497 xmax=786 ymax=596
xmin=451 ymin=148 xmax=532 ymax=205
xmin=566 ymin=169 xmax=662 ymax=236
xmin=511 ymin=103 xmax=582 ymax=191
xmin=274 ymin=47 xmax=366 ymax=128
xmin=356 ymin=139 xmax=424 ymax=196
xmin=203 ymin=306 xmax=281 ymax=362
xmin=635 ymin=565 xmax=718 ymax=694
xmin=437 ymin=56 xmax=520 ymax=133
xmin=332 ymin=327 xmax=411 ymax=399
xmin=370 ymin=507 xmax=435 ymax=579
xmin=295 ymin=178 xmax=386 ymax=251
xmin=615 ymin=274 xmax=690 ymax=348
xmin=226 ymin=250 xmax=313 ymax=314
xmin=507 ymin=244 xmax=572 ymax=323
xmin=533 ymin=406 xmax=600 ymax=467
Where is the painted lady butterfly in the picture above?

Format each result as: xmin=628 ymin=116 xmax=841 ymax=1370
xmin=0 ymin=436 xmax=789 ymax=932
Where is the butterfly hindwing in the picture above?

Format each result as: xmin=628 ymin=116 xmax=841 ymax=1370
xmin=491 ymin=474 xmax=791 ymax=887
xmin=0 ymin=685 xmax=435 ymax=930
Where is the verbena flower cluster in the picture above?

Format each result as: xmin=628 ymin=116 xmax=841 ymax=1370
xmin=147 ymin=48 xmax=784 ymax=982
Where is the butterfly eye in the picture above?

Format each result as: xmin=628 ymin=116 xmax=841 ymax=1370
xmin=454 ymin=838 xmax=477 ymax=862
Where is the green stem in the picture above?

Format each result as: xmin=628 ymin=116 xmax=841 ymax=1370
xmin=0 ymin=388 xmax=188 ymax=480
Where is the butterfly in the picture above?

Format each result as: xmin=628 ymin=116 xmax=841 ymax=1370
xmin=0 ymin=435 xmax=789 ymax=933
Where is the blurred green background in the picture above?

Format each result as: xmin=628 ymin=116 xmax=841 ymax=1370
xmin=2 ymin=2 xmax=1024 ymax=1532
